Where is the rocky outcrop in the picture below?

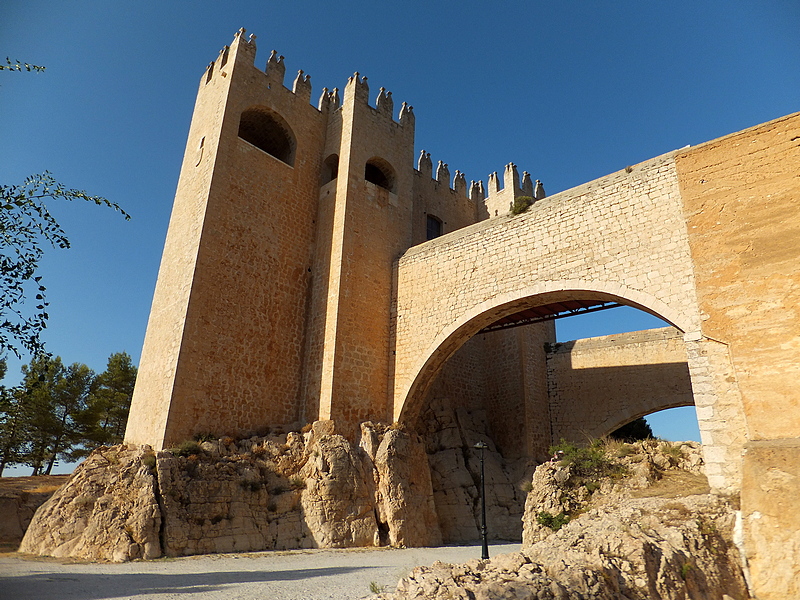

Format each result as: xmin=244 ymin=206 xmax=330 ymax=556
xmin=366 ymin=423 xmax=442 ymax=547
xmin=418 ymin=398 xmax=531 ymax=543
xmin=0 ymin=475 xmax=67 ymax=549
xmin=19 ymin=421 xmax=442 ymax=561
xmin=380 ymin=441 xmax=750 ymax=600
xmin=19 ymin=446 xmax=161 ymax=561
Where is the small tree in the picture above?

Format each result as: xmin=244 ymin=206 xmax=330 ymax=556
xmin=80 ymin=352 xmax=137 ymax=451
xmin=609 ymin=417 xmax=654 ymax=443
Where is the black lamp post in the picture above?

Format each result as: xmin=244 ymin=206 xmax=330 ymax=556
xmin=474 ymin=440 xmax=489 ymax=560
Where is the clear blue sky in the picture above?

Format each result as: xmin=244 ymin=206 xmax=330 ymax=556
xmin=1 ymin=1 xmax=798 ymax=465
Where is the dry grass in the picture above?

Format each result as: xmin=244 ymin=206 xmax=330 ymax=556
xmin=0 ymin=475 xmax=69 ymax=497
xmin=631 ymin=470 xmax=710 ymax=499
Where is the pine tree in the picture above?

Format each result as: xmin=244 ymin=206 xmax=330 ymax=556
xmin=81 ymin=352 xmax=137 ymax=451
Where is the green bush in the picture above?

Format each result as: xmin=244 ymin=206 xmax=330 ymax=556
xmin=511 ymin=196 xmax=533 ymax=215
xmin=609 ymin=417 xmax=654 ymax=442
xmin=171 ymin=440 xmax=202 ymax=457
xmin=536 ymin=511 xmax=570 ymax=531
xmin=549 ymin=439 xmax=623 ymax=479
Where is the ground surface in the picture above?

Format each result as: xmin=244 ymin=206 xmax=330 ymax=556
xmin=0 ymin=475 xmax=68 ymax=496
xmin=0 ymin=543 xmax=520 ymax=600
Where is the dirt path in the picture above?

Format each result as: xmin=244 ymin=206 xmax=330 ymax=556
xmin=0 ymin=543 xmax=520 ymax=600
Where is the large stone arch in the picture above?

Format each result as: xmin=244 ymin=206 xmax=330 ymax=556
xmin=395 ymin=280 xmax=690 ymax=424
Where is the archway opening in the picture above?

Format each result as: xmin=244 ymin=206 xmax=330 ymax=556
xmin=238 ymin=107 xmax=296 ymax=166
xmin=321 ymin=153 xmax=339 ymax=185
xmin=365 ymin=157 xmax=395 ymax=192
xmin=403 ymin=292 xmax=698 ymax=545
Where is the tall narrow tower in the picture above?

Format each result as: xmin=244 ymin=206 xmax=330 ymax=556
xmin=126 ymin=30 xmax=330 ymax=447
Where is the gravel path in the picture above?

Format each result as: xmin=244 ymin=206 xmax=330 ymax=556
xmin=0 ymin=543 xmax=520 ymax=600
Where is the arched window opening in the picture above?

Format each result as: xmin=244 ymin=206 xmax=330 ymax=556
xmin=238 ymin=107 xmax=296 ymax=166
xmin=426 ymin=214 xmax=443 ymax=240
xmin=365 ymin=157 xmax=395 ymax=192
xmin=321 ymin=154 xmax=339 ymax=185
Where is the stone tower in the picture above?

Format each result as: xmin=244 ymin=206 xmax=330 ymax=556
xmin=126 ymin=30 xmax=423 ymax=446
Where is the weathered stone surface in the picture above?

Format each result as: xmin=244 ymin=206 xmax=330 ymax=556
xmin=419 ymin=399 xmax=531 ymax=543
xmin=20 ymin=421 xmax=449 ymax=561
xmin=300 ymin=432 xmax=378 ymax=548
xmin=19 ymin=446 xmax=161 ymax=562
xmin=0 ymin=476 xmax=66 ymax=549
xmin=381 ymin=442 xmax=748 ymax=600
xmin=372 ymin=425 xmax=442 ymax=547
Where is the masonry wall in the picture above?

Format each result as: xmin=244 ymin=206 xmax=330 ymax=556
xmin=394 ymin=151 xmax=703 ymax=426
xmin=421 ymin=321 xmax=555 ymax=461
xmin=547 ymin=327 xmax=694 ymax=441
xmin=312 ymin=78 xmax=416 ymax=438
xmin=675 ymin=112 xmax=800 ymax=599
xmin=127 ymin=34 xmax=328 ymax=447
xmin=411 ymin=167 xmax=479 ymax=246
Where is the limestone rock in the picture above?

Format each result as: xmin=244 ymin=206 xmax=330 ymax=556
xmin=381 ymin=441 xmax=746 ymax=600
xmin=19 ymin=445 xmax=161 ymax=562
xmin=373 ymin=427 xmax=442 ymax=547
xmin=300 ymin=432 xmax=378 ymax=547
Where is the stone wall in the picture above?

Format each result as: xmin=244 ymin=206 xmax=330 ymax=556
xmin=547 ymin=327 xmax=694 ymax=441
xmin=127 ymin=32 xmax=327 ymax=447
xmin=393 ymin=151 xmax=702 ymax=425
xmin=676 ymin=111 xmax=800 ymax=600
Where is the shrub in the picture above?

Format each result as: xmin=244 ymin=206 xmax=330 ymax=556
xmin=369 ymin=581 xmax=385 ymax=594
xmin=536 ymin=511 xmax=570 ymax=531
xmin=609 ymin=417 xmax=654 ymax=442
xmin=549 ymin=439 xmax=622 ymax=479
xmin=142 ymin=453 xmax=157 ymax=470
xmin=511 ymin=196 xmax=533 ymax=215
xmin=193 ymin=432 xmax=216 ymax=443
xmin=171 ymin=440 xmax=203 ymax=457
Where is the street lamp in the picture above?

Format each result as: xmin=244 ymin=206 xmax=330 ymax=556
xmin=474 ymin=440 xmax=489 ymax=560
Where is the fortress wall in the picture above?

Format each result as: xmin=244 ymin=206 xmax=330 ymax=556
xmin=676 ymin=111 xmax=800 ymax=599
xmin=301 ymin=111 xmax=344 ymax=422
xmin=482 ymin=322 xmax=554 ymax=460
xmin=124 ymin=42 xmax=234 ymax=449
xmin=394 ymin=150 xmax=702 ymax=424
xmin=676 ymin=112 xmax=800 ymax=442
xmin=317 ymin=78 xmax=416 ymax=436
xmin=546 ymin=327 xmax=694 ymax=442
xmin=423 ymin=335 xmax=488 ymax=415
xmin=411 ymin=168 xmax=479 ymax=247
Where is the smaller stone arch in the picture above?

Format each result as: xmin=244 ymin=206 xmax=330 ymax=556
xmin=321 ymin=153 xmax=339 ymax=185
xmin=238 ymin=106 xmax=296 ymax=166
xmin=365 ymin=157 xmax=396 ymax=192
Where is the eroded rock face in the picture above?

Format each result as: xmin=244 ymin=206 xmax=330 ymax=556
xmin=418 ymin=399 xmax=531 ymax=543
xmin=300 ymin=432 xmax=378 ymax=548
xmin=366 ymin=423 xmax=442 ymax=547
xmin=381 ymin=441 xmax=749 ymax=600
xmin=19 ymin=446 xmax=161 ymax=562
xmin=19 ymin=421 xmax=442 ymax=561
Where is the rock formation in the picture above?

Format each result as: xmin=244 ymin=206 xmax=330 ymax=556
xmin=379 ymin=440 xmax=750 ymax=600
xmin=19 ymin=421 xmax=441 ymax=561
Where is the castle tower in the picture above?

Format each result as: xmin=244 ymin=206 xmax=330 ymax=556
xmin=302 ymin=74 xmax=416 ymax=437
xmin=126 ymin=30 xmax=330 ymax=447
xmin=126 ymin=31 xmax=417 ymax=447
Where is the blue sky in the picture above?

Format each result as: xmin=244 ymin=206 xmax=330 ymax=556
xmin=1 ymin=1 xmax=798 ymax=470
